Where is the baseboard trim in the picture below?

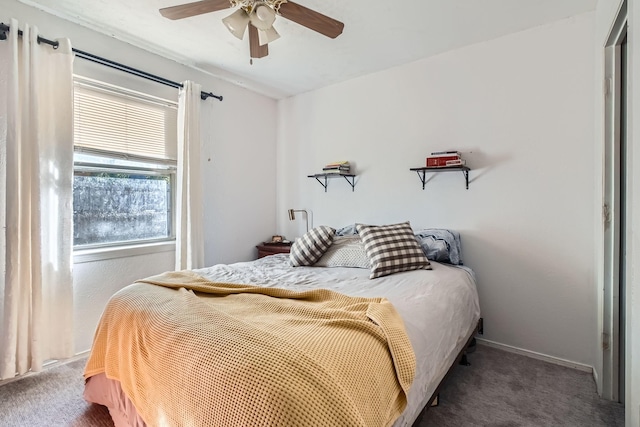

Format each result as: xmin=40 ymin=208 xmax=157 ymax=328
xmin=476 ymin=338 xmax=593 ymax=373
xmin=0 ymin=350 xmax=90 ymax=387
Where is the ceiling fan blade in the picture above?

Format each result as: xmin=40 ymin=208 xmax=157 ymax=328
xmin=249 ymin=23 xmax=269 ymax=58
xmin=278 ymin=1 xmax=344 ymax=39
xmin=160 ymin=0 xmax=232 ymax=20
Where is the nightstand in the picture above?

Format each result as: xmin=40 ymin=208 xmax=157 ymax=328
xmin=256 ymin=242 xmax=292 ymax=259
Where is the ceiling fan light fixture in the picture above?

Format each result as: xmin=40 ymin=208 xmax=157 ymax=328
xmin=160 ymin=0 xmax=344 ymax=60
xmin=222 ymin=8 xmax=250 ymax=40
xmin=250 ymin=3 xmax=276 ymax=30
xmin=258 ymin=26 xmax=280 ymax=46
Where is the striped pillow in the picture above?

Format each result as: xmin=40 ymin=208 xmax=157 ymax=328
xmin=357 ymin=222 xmax=431 ymax=279
xmin=289 ymin=225 xmax=336 ymax=267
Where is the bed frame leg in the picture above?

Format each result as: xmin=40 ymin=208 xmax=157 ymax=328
xmin=430 ymin=394 xmax=439 ymax=407
xmin=459 ymin=353 xmax=471 ymax=366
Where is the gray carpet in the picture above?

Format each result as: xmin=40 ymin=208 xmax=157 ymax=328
xmin=0 ymin=358 xmax=112 ymax=427
xmin=417 ymin=345 xmax=625 ymax=427
xmin=0 ymin=344 xmax=625 ymax=427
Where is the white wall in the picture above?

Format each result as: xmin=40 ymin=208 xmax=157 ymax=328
xmin=73 ymin=251 xmax=175 ymax=353
xmin=278 ymin=13 xmax=598 ymax=366
xmin=2 ymin=0 xmax=278 ymax=354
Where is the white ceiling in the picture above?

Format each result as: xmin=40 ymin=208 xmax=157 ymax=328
xmin=20 ymin=0 xmax=597 ymax=99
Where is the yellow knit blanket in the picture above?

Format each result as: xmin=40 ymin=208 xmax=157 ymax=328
xmin=84 ymin=271 xmax=416 ymax=427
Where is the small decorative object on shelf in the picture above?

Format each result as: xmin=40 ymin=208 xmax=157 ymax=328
xmin=309 ymin=160 xmax=356 ymax=192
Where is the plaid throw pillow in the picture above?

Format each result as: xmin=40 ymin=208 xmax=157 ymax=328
xmin=357 ymin=222 xmax=431 ymax=279
xmin=289 ymin=225 xmax=336 ymax=267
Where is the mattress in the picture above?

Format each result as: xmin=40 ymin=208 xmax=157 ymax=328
xmin=84 ymin=254 xmax=480 ymax=427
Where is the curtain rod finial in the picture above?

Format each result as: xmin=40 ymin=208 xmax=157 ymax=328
xmin=201 ymin=91 xmax=223 ymax=101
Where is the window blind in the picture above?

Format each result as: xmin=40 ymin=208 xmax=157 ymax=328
xmin=73 ymin=78 xmax=178 ymax=161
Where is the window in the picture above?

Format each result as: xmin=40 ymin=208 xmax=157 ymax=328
xmin=73 ymin=78 xmax=178 ymax=250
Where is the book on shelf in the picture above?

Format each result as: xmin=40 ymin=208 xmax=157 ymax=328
xmin=426 ymin=155 xmax=460 ymax=167
xmin=430 ymin=150 xmax=461 ymax=156
xmin=322 ymin=160 xmax=351 ymax=174
xmin=445 ymin=159 xmax=466 ymax=166
xmin=324 ymin=160 xmax=349 ymax=167
xmin=323 ymin=169 xmax=351 ymax=174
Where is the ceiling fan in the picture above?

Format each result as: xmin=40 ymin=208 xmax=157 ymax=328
xmin=160 ymin=0 xmax=344 ymax=59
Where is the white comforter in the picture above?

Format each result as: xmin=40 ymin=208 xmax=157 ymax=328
xmin=193 ymin=254 xmax=480 ymax=427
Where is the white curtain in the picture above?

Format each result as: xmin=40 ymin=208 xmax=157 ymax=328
xmin=0 ymin=19 xmax=74 ymax=380
xmin=175 ymin=81 xmax=204 ymax=270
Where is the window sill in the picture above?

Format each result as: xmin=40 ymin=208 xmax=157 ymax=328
xmin=73 ymin=240 xmax=175 ymax=264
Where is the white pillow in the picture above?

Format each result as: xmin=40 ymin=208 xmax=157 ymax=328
xmin=315 ymin=236 xmax=370 ymax=269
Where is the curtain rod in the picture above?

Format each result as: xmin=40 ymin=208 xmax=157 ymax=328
xmin=0 ymin=22 xmax=223 ymax=101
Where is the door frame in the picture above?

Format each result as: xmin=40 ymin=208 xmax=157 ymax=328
xmin=602 ymin=0 xmax=627 ymax=402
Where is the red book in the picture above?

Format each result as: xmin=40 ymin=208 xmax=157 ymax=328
xmin=426 ymin=155 xmax=460 ymax=167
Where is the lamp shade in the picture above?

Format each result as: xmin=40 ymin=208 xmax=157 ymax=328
xmin=258 ymin=26 xmax=280 ymax=46
xmin=223 ymin=8 xmax=250 ymax=40
xmin=250 ymin=3 xmax=276 ymax=30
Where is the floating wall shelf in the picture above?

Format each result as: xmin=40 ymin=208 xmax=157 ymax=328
xmin=410 ymin=166 xmax=470 ymax=190
xmin=307 ymin=173 xmax=356 ymax=192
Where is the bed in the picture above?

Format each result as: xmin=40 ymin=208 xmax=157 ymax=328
xmin=83 ymin=224 xmax=481 ymax=427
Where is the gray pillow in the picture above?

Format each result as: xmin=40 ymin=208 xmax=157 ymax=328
xmin=414 ymin=229 xmax=462 ymax=265
xmin=335 ymin=224 xmax=359 ymax=236
xmin=357 ymin=222 xmax=431 ymax=279
xmin=315 ymin=236 xmax=370 ymax=269
xmin=289 ymin=225 xmax=336 ymax=267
